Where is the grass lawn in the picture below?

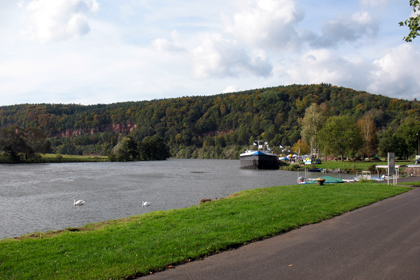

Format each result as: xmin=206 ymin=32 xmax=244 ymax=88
xmin=0 ymin=182 xmax=412 ymax=279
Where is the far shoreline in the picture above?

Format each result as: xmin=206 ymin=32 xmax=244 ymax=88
xmin=0 ymin=153 xmax=109 ymax=164
xmin=1 ymin=155 xmax=416 ymax=176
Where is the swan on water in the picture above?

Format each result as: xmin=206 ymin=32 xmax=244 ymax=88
xmin=142 ymin=199 xmax=150 ymax=207
xmin=73 ymin=197 xmax=85 ymax=206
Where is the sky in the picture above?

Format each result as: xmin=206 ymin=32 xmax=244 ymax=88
xmin=0 ymin=0 xmax=419 ymax=106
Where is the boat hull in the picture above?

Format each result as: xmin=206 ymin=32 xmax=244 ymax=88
xmin=307 ymin=168 xmax=322 ymax=172
xmin=240 ymin=152 xmax=279 ymax=169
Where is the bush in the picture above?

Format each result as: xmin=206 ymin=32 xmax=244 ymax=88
xmin=279 ymin=160 xmax=289 ymax=167
xmin=280 ymin=163 xmax=300 ymax=171
xmin=367 ymin=164 xmax=377 ymax=173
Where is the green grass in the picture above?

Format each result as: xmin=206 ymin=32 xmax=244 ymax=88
xmin=41 ymin=154 xmax=109 ymax=162
xmin=0 ymin=153 xmax=109 ymax=163
xmin=0 ymin=183 xmax=411 ymax=279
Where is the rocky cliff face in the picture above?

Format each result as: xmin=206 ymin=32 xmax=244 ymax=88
xmin=60 ymin=122 xmax=137 ymax=137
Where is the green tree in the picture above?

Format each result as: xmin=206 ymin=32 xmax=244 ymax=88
xmin=394 ymin=136 xmax=410 ymax=159
xmin=0 ymin=126 xmax=33 ymax=161
xmin=111 ymin=136 xmax=138 ymax=161
xmin=395 ymin=117 xmax=420 ymax=158
xmin=319 ymin=116 xmax=363 ymax=161
xmin=357 ymin=115 xmax=378 ymax=159
xmin=300 ymin=103 xmax=329 ymax=157
xmin=1 ymin=146 xmax=20 ymax=163
xmin=378 ymin=128 xmax=398 ymax=157
xmin=25 ymin=127 xmax=51 ymax=154
xmin=400 ymin=0 xmax=420 ymax=42
xmin=138 ymin=135 xmax=170 ymax=160
xmin=57 ymin=142 xmax=82 ymax=155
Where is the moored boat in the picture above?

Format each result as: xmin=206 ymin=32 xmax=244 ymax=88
xmin=307 ymin=167 xmax=322 ymax=172
xmin=240 ymin=142 xmax=279 ymax=169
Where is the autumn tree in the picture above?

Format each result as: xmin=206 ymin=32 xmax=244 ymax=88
xmin=318 ymin=116 xmax=363 ymax=161
xmin=300 ymin=103 xmax=329 ymax=157
xmin=292 ymin=139 xmax=310 ymax=155
xmin=357 ymin=115 xmax=378 ymax=159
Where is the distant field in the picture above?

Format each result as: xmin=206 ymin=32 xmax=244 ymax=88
xmin=41 ymin=153 xmax=109 ymax=162
xmin=0 ymin=153 xmax=109 ymax=163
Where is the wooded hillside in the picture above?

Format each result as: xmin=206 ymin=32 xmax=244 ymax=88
xmin=1 ymin=84 xmax=419 ymax=158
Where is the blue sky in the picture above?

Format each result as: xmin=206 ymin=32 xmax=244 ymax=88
xmin=0 ymin=0 xmax=419 ymax=105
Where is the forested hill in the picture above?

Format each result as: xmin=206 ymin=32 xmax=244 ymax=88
xmin=1 ymin=84 xmax=419 ymax=157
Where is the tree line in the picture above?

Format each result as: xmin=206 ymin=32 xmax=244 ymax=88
xmin=1 ymin=84 xmax=420 ymax=161
xmin=298 ymin=103 xmax=420 ymax=161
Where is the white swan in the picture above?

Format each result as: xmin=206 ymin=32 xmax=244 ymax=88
xmin=73 ymin=197 xmax=85 ymax=206
xmin=142 ymin=199 xmax=150 ymax=207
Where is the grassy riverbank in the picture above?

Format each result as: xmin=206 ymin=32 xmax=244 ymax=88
xmin=0 ymin=153 xmax=109 ymax=163
xmin=41 ymin=153 xmax=109 ymax=162
xmin=0 ymin=183 xmax=412 ymax=279
xmin=315 ymin=160 xmax=411 ymax=172
xmin=0 ymin=154 xmax=109 ymax=163
xmin=282 ymin=160 xmax=413 ymax=173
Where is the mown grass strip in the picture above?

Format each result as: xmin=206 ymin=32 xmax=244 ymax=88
xmin=0 ymin=183 xmax=411 ymax=279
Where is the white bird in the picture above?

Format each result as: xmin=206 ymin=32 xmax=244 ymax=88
xmin=142 ymin=199 xmax=150 ymax=207
xmin=73 ymin=197 xmax=85 ymax=206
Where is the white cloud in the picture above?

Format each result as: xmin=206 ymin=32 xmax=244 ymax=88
xmin=0 ymin=1 xmax=420 ymax=105
xmin=360 ymin=0 xmax=389 ymax=9
xmin=222 ymin=85 xmax=240 ymax=93
xmin=310 ymin=11 xmax=379 ymax=48
xmin=278 ymin=44 xmax=420 ymax=101
xmin=152 ymin=31 xmax=187 ymax=53
xmin=23 ymin=0 xmax=99 ymax=43
xmin=0 ymin=19 xmax=179 ymax=104
xmin=368 ymin=44 xmax=420 ymax=99
xmin=191 ymin=33 xmax=272 ymax=79
xmin=280 ymin=49 xmax=375 ymax=90
xmin=150 ymin=1 xmax=279 ymax=80
xmin=224 ymin=0 xmax=304 ymax=49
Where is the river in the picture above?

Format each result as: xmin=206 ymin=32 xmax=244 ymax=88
xmin=0 ymin=159 xmax=344 ymax=240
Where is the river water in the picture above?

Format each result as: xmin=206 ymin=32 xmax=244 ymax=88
xmin=0 ymin=159 xmax=347 ymax=240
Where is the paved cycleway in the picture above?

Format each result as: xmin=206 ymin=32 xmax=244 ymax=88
xmin=144 ymin=186 xmax=420 ymax=280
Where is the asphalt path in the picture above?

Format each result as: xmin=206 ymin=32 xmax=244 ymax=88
xmin=144 ymin=184 xmax=420 ymax=280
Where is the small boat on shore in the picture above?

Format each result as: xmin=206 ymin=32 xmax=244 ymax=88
xmin=307 ymin=168 xmax=322 ymax=172
xmin=298 ymin=176 xmax=344 ymax=185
